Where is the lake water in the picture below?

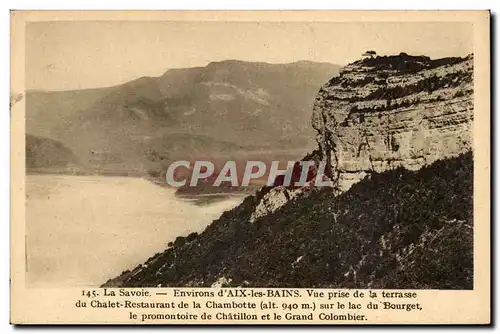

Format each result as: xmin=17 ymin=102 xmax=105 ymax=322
xmin=25 ymin=174 xmax=243 ymax=287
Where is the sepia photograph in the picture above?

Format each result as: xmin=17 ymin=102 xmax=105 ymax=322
xmin=10 ymin=10 xmax=490 ymax=324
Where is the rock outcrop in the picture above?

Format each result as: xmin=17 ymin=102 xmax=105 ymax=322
xmin=312 ymin=53 xmax=473 ymax=190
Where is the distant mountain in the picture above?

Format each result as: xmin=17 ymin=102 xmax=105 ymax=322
xmin=26 ymin=60 xmax=340 ymax=174
xmin=312 ymin=53 xmax=473 ymax=191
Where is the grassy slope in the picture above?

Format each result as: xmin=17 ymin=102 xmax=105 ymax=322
xmin=104 ymin=152 xmax=473 ymax=289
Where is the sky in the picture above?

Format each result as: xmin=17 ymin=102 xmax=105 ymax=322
xmin=25 ymin=21 xmax=473 ymax=91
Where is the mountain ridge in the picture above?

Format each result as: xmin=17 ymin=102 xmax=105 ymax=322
xmin=26 ymin=60 xmax=340 ymax=174
xmin=27 ymin=60 xmax=338 ymax=94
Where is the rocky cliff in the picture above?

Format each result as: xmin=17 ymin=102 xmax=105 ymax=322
xmin=247 ymin=54 xmax=474 ymax=220
xmin=312 ymin=53 xmax=473 ymax=190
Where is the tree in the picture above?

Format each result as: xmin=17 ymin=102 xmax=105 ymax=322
xmin=362 ymin=50 xmax=377 ymax=58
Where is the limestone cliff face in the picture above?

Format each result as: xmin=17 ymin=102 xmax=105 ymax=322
xmin=312 ymin=53 xmax=473 ymax=190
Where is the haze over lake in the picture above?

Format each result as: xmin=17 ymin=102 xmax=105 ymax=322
xmin=26 ymin=174 xmax=243 ymax=287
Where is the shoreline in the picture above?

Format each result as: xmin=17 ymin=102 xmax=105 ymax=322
xmin=26 ymin=169 xmax=145 ymax=178
xmin=26 ymin=171 xmax=258 ymax=199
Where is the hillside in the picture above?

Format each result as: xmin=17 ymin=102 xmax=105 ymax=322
xmin=26 ymin=60 xmax=340 ymax=174
xmin=26 ymin=134 xmax=80 ymax=170
xmin=103 ymin=153 xmax=473 ymax=289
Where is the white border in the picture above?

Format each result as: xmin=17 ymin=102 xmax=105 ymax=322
xmin=3 ymin=1 xmax=498 ymax=333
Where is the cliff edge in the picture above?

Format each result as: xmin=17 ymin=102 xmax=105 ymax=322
xmin=312 ymin=53 xmax=473 ymax=190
